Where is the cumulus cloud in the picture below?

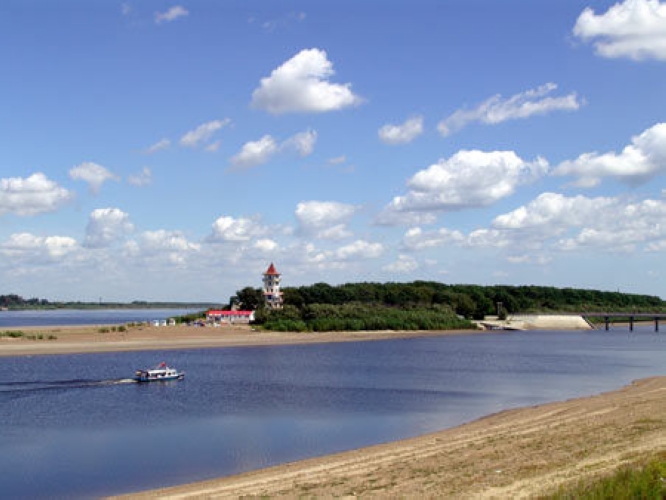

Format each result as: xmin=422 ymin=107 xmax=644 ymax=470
xmin=402 ymin=227 xmax=465 ymax=251
xmin=180 ymin=119 xmax=230 ymax=148
xmin=574 ymin=0 xmax=666 ymax=61
xmin=69 ymin=162 xmax=119 ymax=194
xmin=155 ymin=5 xmax=189 ymax=24
xmin=84 ymin=208 xmax=134 ymax=248
xmin=553 ymin=122 xmax=666 ymax=187
xmin=229 ymin=135 xmax=278 ymax=169
xmin=492 ymin=192 xmax=666 ymax=253
xmin=254 ymin=238 xmax=279 ymax=253
xmin=383 ymin=254 xmax=419 ymax=273
xmin=251 ymin=48 xmax=363 ymax=114
xmin=209 ymin=215 xmax=267 ymax=242
xmin=335 ymin=240 xmax=384 ymax=260
xmin=378 ymin=116 xmax=424 ymax=145
xmin=282 ymin=129 xmax=318 ymax=157
xmin=131 ymin=229 xmax=200 ymax=265
xmin=438 ymin=83 xmax=583 ymax=136
xmin=127 ymin=167 xmax=152 ymax=187
xmin=295 ymin=200 xmax=357 ymax=239
xmin=0 ymin=173 xmax=72 ymax=216
xmin=229 ymin=129 xmax=316 ymax=169
xmin=378 ymin=150 xmax=548 ymax=225
xmin=1 ymin=233 xmax=79 ymax=261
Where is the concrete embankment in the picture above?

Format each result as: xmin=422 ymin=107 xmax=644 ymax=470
xmin=476 ymin=314 xmax=593 ymax=331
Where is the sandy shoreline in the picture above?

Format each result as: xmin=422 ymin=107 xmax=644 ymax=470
xmin=3 ymin=323 xmax=664 ymax=497
xmin=109 ymin=376 xmax=666 ymax=499
xmin=0 ymin=323 xmax=483 ymax=357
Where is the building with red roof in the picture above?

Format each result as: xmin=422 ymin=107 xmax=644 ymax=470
xmin=262 ymin=262 xmax=283 ymax=309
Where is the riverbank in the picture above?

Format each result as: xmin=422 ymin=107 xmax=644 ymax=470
xmin=110 ymin=376 xmax=666 ymax=499
xmin=0 ymin=323 xmax=483 ymax=357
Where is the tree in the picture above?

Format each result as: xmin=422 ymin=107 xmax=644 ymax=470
xmin=235 ymin=287 xmax=264 ymax=310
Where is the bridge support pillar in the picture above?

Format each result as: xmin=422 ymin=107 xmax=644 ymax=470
xmin=630 ymin=316 xmax=634 ymax=332
xmin=656 ymin=318 xmax=659 ymax=332
xmin=605 ymin=316 xmax=610 ymax=331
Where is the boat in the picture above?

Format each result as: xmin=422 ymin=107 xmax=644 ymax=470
xmin=134 ymin=362 xmax=184 ymax=383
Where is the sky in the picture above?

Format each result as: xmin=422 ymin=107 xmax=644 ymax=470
xmin=2 ymin=0 xmax=666 ymax=303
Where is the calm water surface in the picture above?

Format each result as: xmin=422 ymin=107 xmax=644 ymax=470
xmin=0 ymin=308 xmax=200 ymax=328
xmin=0 ymin=328 xmax=664 ymax=498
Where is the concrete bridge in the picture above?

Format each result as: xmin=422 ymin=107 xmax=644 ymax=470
xmin=582 ymin=313 xmax=666 ymax=332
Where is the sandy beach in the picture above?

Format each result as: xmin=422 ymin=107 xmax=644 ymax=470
xmin=3 ymin=323 xmax=664 ymax=498
xmin=0 ymin=323 xmax=482 ymax=357
xmin=110 ymin=376 xmax=666 ymax=499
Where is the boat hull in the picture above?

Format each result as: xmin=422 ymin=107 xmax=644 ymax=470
xmin=134 ymin=373 xmax=184 ymax=383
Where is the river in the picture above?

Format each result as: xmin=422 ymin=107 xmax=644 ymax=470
xmin=0 ymin=327 xmax=664 ymax=498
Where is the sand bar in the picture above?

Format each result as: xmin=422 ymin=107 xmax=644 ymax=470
xmin=0 ymin=323 xmax=483 ymax=357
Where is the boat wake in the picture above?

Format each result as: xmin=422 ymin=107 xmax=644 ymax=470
xmin=0 ymin=377 xmax=137 ymax=395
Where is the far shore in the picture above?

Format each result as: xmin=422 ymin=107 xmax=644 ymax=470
xmin=0 ymin=323 xmax=485 ymax=357
xmin=0 ymin=314 xmax=604 ymax=358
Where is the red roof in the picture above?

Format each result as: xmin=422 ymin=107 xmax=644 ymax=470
xmin=207 ymin=310 xmax=253 ymax=317
xmin=264 ymin=262 xmax=280 ymax=275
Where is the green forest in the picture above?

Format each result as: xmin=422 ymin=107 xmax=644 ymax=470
xmin=232 ymin=281 xmax=666 ymax=332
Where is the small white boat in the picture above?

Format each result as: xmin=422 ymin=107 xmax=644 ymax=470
xmin=134 ymin=362 xmax=184 ymax=383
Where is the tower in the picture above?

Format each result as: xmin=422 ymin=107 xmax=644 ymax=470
xmin=262 ymin=262 xmax=283 ymax=309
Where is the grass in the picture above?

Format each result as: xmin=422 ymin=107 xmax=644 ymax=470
xmin=547 ymin=453 xmax=666 ymax=499
xmin=1 ymin=330 xmax=25 ymax=338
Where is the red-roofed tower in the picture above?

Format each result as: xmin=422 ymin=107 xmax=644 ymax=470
xmin=262 ymin=263 xmax=283 ymax=309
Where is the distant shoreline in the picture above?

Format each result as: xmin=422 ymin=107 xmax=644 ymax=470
xmin=0 ymin=323 xmax=483 ymax=357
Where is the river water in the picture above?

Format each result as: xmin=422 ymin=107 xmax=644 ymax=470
xmin=0 ymin=308 xmax=200 ymax=328
xmin=0 ymin=327 xmax=664 ymax=498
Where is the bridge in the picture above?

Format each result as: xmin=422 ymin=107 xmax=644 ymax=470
xmin=582 ymin=313 xmax=666 ymax=332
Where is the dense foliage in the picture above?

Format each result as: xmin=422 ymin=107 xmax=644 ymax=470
xmin=239 ymin=281 xmax=665 ymax=332
xmin=238 ymin=281 xmax=665 ymax=328
xmin=255 ymin=302 xmax=474 ymax=332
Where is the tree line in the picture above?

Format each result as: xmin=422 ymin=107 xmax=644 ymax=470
xmin=231 ymin=281 xmax=666 ymax=331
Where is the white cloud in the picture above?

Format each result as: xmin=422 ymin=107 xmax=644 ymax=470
xmin=0 ymin=173 xmax=72 ymax=216
xmin=254 ymin=238 xmax=278 ymax=253
xmin=492 ymin=192 xmax=666 ymax=253
xmin=295 ymin=200 xmax=357 ymax=239
xmin=379 ymin=150 xmax=548 ymax=224
xmin=209 ymin=215 xmax=267 ymax=242
xmin=180 ymin=119 xmax=230 ymax=148
xmin=229 ymin=135 xmax=278 ymax=169
xmin=84 ymin=208 xmax=134 ymax=249
xmin=438 ymin=83 xmax=583 ymax=136
xmin=1 ymin=233 xmax=79 ymax=261
xmin=378 ymin=116 xmax=424 ymax=145
xmin=134 ymin=230 xmax=200 ymax=265
xmin=251 ymin=48 xmax=363 ymax=114
xmin=128 ymin=167 xmax=152 ymax=187
xmin=553 ymin=122 xmax=666 ymax=187
xmin=335 ymin=240 xmax=384 ymax=260
xmin=282 ymin=129 xmax=318 ymax=157
xmin=155 ymin=5 xmax=189 ymax=24
xmin=402 ymin=227 xmax=465 ymax=251
xmin=574 ymin=0 xmax=666 ymax=61
xmin=205 ymin=141 xmax=221 ymax=153
xmin=69 ymin=162 xmax=119 ymax=194
xmin=144 ymin=138 xmax=170 ymax=154
xmin=383 ymin=254 xmax=419 ymax=273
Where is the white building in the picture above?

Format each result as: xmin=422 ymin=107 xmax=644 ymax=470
xmin=262 ymin=262 xmax=283 ymax=309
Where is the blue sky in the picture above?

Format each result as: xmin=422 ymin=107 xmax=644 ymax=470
xmin=2 ymin=0 xmax=666 ymax=302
